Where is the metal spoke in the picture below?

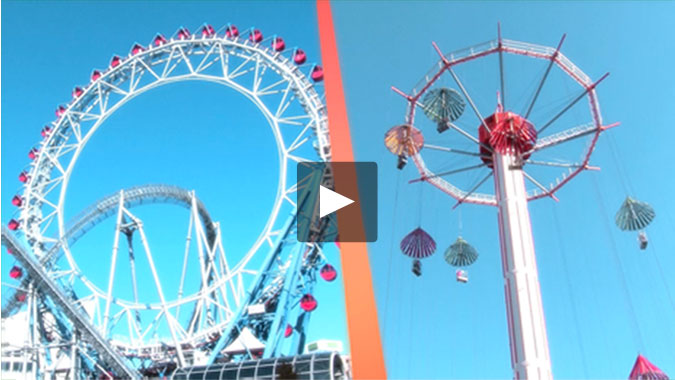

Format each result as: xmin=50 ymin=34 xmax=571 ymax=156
xmin=522 ymin=170 xmax=558 ymax=201
xmin=537 ymin=72 xmax=609 ymax=134
xmin=498 ymin=23 xmax=506 ymax=108
xmin=408 ymin=94 xmax=493 ymax=153
xmin=444 ymin=121 xmax=494 ymax=153
xmin=447 ymin=66 xmax=492 ymax=134
xmin=524 ymin=159 xmax=595 ymax=170
xmin=453 ymin=171 xmax=493 ymax=208
xmin=424 ymin=144 xmax=488 ymax=157
xmin=524 ymin=34 xmax=566 ymax=119
xmin=409 ymin=163 xmax=487 ymax=183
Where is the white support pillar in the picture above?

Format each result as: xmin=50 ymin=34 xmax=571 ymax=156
xmin=493 ymin=153 xmax=552 ymax=379
xmin=24 ymin=286 xmax=34 ymax=380
xmin=70 ymin=331 xmax=78 ymax=380
xmin=103 ymin=191 xmax=125 ymax=335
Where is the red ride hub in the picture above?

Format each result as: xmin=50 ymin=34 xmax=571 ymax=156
xmin=478 ymin=111 xmax=537 ymax=167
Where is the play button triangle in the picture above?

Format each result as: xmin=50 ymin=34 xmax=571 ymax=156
xmin=319 ymin=185 xmax=355 ymax=218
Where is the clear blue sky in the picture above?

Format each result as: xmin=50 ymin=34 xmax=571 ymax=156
xmin=2 ymin=1 xmax=675 ymax=379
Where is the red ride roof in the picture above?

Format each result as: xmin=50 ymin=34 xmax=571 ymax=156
xmin=629 ymin=354 xmax=669 ymax=380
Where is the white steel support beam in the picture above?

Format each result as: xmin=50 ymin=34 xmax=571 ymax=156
xmin=31 ymin=285 xmax=45 ymax=376
xmin=133 ymin=221 xmax=186 ymax=367
xmin=175 ymin=209 xmax=194 ymax=323
xmin=124 ymin=225 xmax=141 ymax=328
xmin=1 ymin=227 xmax=140 ymax=379
xmin=25 ymin=286 xmax=35 ymax=379
xmin=70 ymin=332 xmax=78 ymax=380
xmin=214 ymin=223 xmax=238 ymax=308
xmin=103 ymin=191 xmax=125 ymax=335
xmin=493 ymin=152 xmax=552 ymax=379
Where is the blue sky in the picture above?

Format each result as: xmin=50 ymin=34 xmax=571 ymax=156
xmin=2 ymin=1 xmax=675 ymax=379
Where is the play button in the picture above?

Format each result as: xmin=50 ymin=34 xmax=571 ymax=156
xmin=319 ymin=185 xmax=355 ymax=218
xmin=296 ymin=162 xmax=377 ymax=242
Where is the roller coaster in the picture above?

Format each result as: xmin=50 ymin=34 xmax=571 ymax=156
xmin=2 ymin=23 xmax=345 ymax=379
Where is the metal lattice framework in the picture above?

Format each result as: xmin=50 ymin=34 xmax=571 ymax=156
xmin=4 ymin=24 xmax=333 ymax=378
xmin=2 ymin=226 xmax=140 ymax=379
xmin=3 ymin=185 xmax=218 ymax=318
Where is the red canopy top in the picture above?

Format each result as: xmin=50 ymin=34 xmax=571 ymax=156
xmin=629 ymin=354 xmax=669 ymax=380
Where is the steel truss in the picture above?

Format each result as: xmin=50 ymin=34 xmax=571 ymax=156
xmin=4 ymin=25 xmax=333 ymax=378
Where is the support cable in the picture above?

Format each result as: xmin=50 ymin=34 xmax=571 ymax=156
xmin=606 ymin=132 xmax=634 ymax=196
xmin=381 ymin=171 xmax=402 ymax=341
xmin=407 ymin=270 xmax=415 ymax=379
xmin=591 ymin=176 xmax=645 ymax=351
xmin=606 ymin=131 xmax=674 ymax=316
xmin=646 ymin=239 xmax=675 ymax=321
xmin=551 ymin=206 xmax=589 ymax=377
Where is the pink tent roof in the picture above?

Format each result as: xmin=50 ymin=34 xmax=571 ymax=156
xmin=629 ymin=354 xmax=669 ymax=380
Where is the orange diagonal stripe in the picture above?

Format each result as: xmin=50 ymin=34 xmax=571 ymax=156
xmin=316 ymin=1 xmax=387 ymax=379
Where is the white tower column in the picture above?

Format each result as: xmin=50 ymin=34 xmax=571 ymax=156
xmin=493 ymin=152 xmax=552 ymax=379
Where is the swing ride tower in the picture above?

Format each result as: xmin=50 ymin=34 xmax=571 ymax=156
xmin=389 ymin=27 xmax=616 ymax=379
xmin=491 ymin=114 xmax=552 ymax=379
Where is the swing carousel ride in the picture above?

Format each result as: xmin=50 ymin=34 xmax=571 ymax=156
xmin=385 ymin=25 xmax=666 ymax=379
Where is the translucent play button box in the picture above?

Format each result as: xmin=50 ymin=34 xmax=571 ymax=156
xmin=296 ymin=162 xmax=377 ymax=243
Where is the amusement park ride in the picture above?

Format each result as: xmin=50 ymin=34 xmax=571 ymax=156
xmin=386 ymin=24 xmax=662 ymax=379
xmin=1 ymin=21 xmax=354 ymax=379
xmin=0 ymin=4 xmax=668 ymax=380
